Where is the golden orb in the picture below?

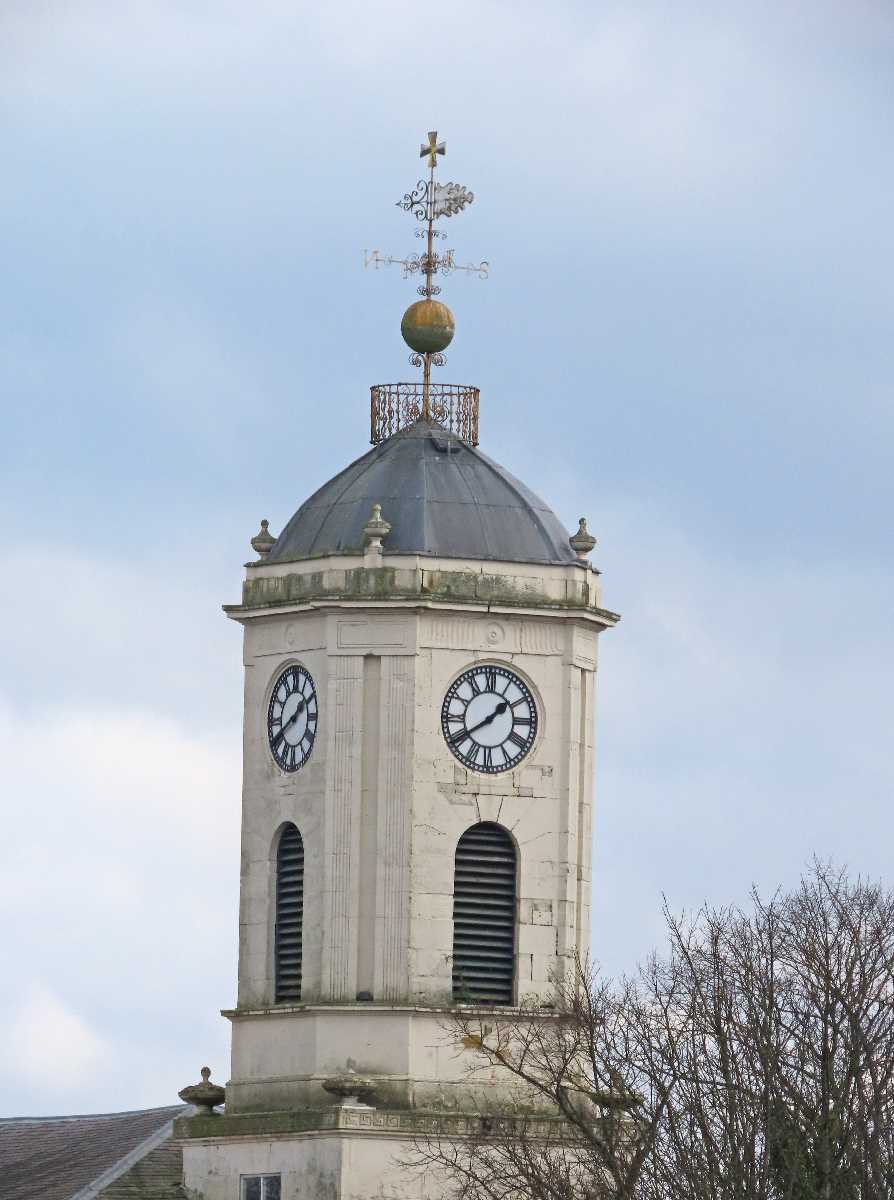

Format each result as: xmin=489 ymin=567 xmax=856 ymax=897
xmin=400 ymin=299 xmax=455 ymax=354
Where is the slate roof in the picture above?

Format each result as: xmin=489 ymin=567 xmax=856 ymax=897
xmin=96 ymin=1136 xmax=185 ymax=1200
xmin=266 ymin=418 xmax=577 ymax=567
xmin=0 ymin=1105 xmax=185 ymax=1200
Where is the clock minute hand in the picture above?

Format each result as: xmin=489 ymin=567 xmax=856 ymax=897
xmin=449 ymin=700 xmax=509 ymax=743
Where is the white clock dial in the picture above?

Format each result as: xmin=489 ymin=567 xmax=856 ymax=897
xmin=441 ymin=664 xmax=537 ymax=773
xmin=267 ymin=664 xmax=317 ymax=772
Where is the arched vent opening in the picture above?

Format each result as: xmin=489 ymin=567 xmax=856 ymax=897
xmin=452 ymin=822 xmax=517 ymax=1005
xmin=275 ymin=824 xmax=304 ymax=1002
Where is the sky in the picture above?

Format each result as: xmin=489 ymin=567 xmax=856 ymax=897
xmin=1 ymin=0 xmax=892 ymax=1116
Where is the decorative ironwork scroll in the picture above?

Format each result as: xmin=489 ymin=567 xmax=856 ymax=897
xmin=370 ymin=383 xmax=479 ymax=446
xmin=364 ymin=248 xmax=488 ymax=281
xmin=432 ymin=182 xmax=474 ymax=218
xmin=395 ymin=180 xmax=475 ymax=220
xmin=396 ymin=180 xmax=429 ymax=221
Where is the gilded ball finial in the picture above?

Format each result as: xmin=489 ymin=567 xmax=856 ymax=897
xmin=401 ymin=299 xmax=455 ymax=354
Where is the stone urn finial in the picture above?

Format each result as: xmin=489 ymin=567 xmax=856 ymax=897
xmin=251 ymin=519 xmax=276 ymax=558
xmin=363 ymin=503 xmax=391 ymax=554
xmin=322 ymin=1068 xmax=377 ymax=1108
xmin=569 ymin=517 xmax=596 ymax=560
xmin=178 ymin=1066 xmax=226 ymax=1115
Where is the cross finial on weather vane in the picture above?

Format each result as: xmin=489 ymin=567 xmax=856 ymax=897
xmin=420 ymin=131 xmax=446 ymax=168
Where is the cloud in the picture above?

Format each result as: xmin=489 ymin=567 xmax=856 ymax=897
xmin=0 ymin=695 xmax=241 ymax=935
xmin=2 ymin=0 xmax=870 ymax=204
xmin=569 ymin=496 xmax=894 ymax=976
xmin=2 ymin=985 xmax=111 ymax=1095
xmin=0 ymin=693 xmax=240 ymax=1115
xmin=0 ymin=545 xmax=240 ymax=731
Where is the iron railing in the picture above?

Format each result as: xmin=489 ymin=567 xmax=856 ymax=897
xmin=370 ymin=382 xmax=479 ymax=445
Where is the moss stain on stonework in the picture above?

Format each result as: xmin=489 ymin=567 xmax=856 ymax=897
xmin=234 ymin=566 xmax=617 ymax=619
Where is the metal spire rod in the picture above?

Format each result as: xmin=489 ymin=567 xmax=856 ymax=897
xmin=419 ymin=132 xmax=444 ymax=418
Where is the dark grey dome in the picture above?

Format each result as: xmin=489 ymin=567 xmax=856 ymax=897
xmin=266 ymin=419 xmax=576 ymax=566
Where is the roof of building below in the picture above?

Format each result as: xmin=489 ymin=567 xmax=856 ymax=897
xmin=95 ymin=1137 xmax=185 ymax=1200
xmin=265 ymin=418 xmax=578 ymax=567
xmin=0 ymin=1105 xmax=185 ymax=1200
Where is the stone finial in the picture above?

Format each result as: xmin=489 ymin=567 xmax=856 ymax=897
xmin=251 ymin=519 xmax=276 ymax=558
xmin=322 ymin=1068 xmax=377 ymax=1108
xmin=178 ymin=1066 xmax=226 ymax=1115
xmin=362 ymin=503 xmax=391 ymax=554
xmin=569 ymin=517 xmax=597 ymax=560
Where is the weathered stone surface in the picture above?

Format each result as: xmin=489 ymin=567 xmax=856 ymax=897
xmin=233 ymin=557 xmax=617 ymax=618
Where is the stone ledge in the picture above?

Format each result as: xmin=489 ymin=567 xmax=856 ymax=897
xmin=176 ymin=1107 xmax=577 ymax=1142
xmin=228 ymin=564 xmax=620 ymax=621
xmin=221 ymin=1001 xmax=539 ymax=1020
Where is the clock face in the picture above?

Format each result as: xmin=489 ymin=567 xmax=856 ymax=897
xmin=267 ymin=664 xmax=318 ymax=773
xmin=441 ymin=664 xmax=538 ymax=774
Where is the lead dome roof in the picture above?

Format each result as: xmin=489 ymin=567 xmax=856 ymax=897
xmin=266 ymin=418 xmax=576 ymax=566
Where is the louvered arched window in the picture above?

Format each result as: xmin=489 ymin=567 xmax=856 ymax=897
xmin=275 ymin=824 xmax=304 ymax=1002
xmin=452 ymin=822 xmax=517 ymax=1004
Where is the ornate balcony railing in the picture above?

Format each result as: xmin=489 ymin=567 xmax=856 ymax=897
xmin=370 ymin=382 xmax=480 ymax=446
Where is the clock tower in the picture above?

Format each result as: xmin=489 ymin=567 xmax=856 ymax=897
xmin=179 ymin=135 xmax=619 ymax=1200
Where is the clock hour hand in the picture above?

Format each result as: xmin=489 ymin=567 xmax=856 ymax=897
xmin=449 ymin=699 xmax=509 ymax=743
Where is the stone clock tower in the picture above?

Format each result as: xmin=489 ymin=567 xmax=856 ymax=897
xmin=178 ymin=135 xmax=618 ymax=1200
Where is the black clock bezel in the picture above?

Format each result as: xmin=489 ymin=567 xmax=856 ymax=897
xmin=441 ymin=663 xmax=538 ymax=774
xmin=267 ymin=663 xmax=318 ymax=773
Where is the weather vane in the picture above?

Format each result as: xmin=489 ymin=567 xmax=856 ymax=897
xmin=365 ymin=131 xmax=488 ymax=436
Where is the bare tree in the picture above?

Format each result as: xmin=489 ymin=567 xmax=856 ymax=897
xmin=409 ymin=968 xmax=680 ymax=1200
xmin=410 ymin=862 xmax=894 ymax=1200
